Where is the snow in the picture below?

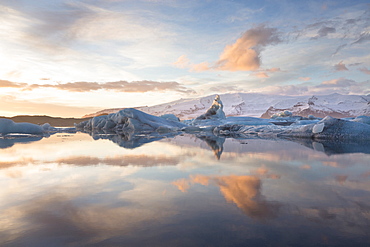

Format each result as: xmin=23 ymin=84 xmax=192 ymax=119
xmin=83 ymin=93 xmax=370 ymax=119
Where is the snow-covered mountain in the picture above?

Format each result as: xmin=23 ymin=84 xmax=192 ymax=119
xmin=83 ymin=93 xmax=370 ymax=119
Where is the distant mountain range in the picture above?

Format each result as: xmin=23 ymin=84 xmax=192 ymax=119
xmin=85 ymin=93 xmax=370 ymax=119
xmin=1 ymin=115 xmax=90 ymax=127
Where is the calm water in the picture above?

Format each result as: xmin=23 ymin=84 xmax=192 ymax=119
xmin=0 ymin=132 xmax=369 ymax=247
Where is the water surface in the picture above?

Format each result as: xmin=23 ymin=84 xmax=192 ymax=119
xmin=0 ymin=133 xmax=369 ymax=246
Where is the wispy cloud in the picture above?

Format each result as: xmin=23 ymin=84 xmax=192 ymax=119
xmin=251 ymin=67 xmax=281 ymax=78
xmin=2 ymin=80 xmax=195 ymax=94
xmin=359 ymin=67 xmax=370 ymax=75
xmin=352 ymin=31 xmax=370 ymax=45
xmin=255 ymin=77 xmax=370 ymax=95
xmin=299 ymin=77 xmax=311 ymax=81
xmin=311 ymin=26 xmax=336 ymax=40
xmin=0 ymin=80 xmax=27 ymax=88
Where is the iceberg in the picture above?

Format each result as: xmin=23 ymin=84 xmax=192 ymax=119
xmin=75 ymin=108 xmax=187 ymax=133
xmin=194 ymin=94 xmax=226 ymax=121
xmin=278 ymin=116 xmax=370 ymax=140
xmin=0 ymin=118 xmax=52 ymax=135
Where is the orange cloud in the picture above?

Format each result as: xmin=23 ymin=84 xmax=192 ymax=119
xmin=251 ymin=67 xmax=281 ymax=78
xmin=173 ymin=55 xmax=190 ymax=69
xmin=0 ymin=79 xmax=27 ymax=88
xmin=177 ymin=26 xmax=281 ymax=73
xmin=252 ymin=71 xmax=269 ymax=78
xmin=212 ymin=25 xmax=281 ymax=71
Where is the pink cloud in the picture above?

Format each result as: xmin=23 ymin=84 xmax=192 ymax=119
xmin=359 ymin=67 xmax=370 ymax=75
xmin=334 ymin=61 xmax=348 ymax=71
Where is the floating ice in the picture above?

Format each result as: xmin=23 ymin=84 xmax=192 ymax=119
xmin=75 ymin=108 xmax=187 ymax=133
xmin=279 ymin=116 xmax=370 ymax=140
xmin=0 ymin=118 xmax=46 ymax=135
xmin=312 ymin=122 xmax=325 ymax=134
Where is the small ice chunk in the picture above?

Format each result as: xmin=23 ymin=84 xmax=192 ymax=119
xmin=312 ymin=122 xmax=325 ymax=134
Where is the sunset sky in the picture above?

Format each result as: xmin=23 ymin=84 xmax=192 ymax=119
xmin=0 ymin=0 xmax=369 ymax=117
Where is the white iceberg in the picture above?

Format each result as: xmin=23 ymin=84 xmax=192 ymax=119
xmin=75 ymin=108 xmax=187 ymax=132
xmin=0 ymin=118 xmax=52 ymax=135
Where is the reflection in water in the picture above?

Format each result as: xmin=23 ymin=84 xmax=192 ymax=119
xmin=173 ymin=175 xmax=281 ymax=220
xmin=0 ymin=135 xmax=43 ymax=149
xmin=0 ymin=132 xmax=369 ymax=246
xmin=86 ymin=130 xmax=179 ymax=149
xmin=284 ymin=137 xmax=370 ymax=155
xmin=196 ymin=134 xmax=225 ymax=160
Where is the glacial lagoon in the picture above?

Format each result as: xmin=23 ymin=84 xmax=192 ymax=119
xmin=0 ymin=132 xmax=369 ymax=246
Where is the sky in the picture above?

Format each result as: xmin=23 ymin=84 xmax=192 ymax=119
xmin=0 ymin=0 xmax=369 ymax=117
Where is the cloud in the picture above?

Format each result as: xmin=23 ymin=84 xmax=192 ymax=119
xmin=318 ymin=26 xmax=336 ymax=37
xmin=251 ymin=67 xmax=281 ymax=78
xmin=320 ymin=78 xmax=353 ymax=87
xmin=252 ymin=72 xmax=269 ymax=78
xmin=334 ymin=61 xmax=348 ymax=71
xmin=359 ymin=67 xmax=370 ymax=75
xmin=182 ymin=25 xmax=281 ymax=72
xmin=352 ymin=31 xmax=370 ymax=45
xmin=209 ymin=85 xmax=243 ymax=93
xmin=0 ymin=80 xmax=27 ymax=88
xmin=213 ymin=25 xmax=281 ymax=71
xmin=311 ymin=26 xmax=336 ymax=40
xmin=299 ymin=77 xmax=311 ymax=81
xmin=4 ymin=79 xmax=195 ymax=94
xmin=332 ymin=44 xmax=347 ymax=56
xmin=254 ymin=77 xmax=370 ymax=95
xmin=173 ymin=55 xmax=190 ymax=69
xmin=172 ymin=174 xmax=281 ymax=220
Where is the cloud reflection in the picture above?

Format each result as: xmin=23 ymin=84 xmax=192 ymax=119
xmin=173 ymin=174 xmax=281 ymax=220
xmin=57 ymin=154 xmax=180 ymax=167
